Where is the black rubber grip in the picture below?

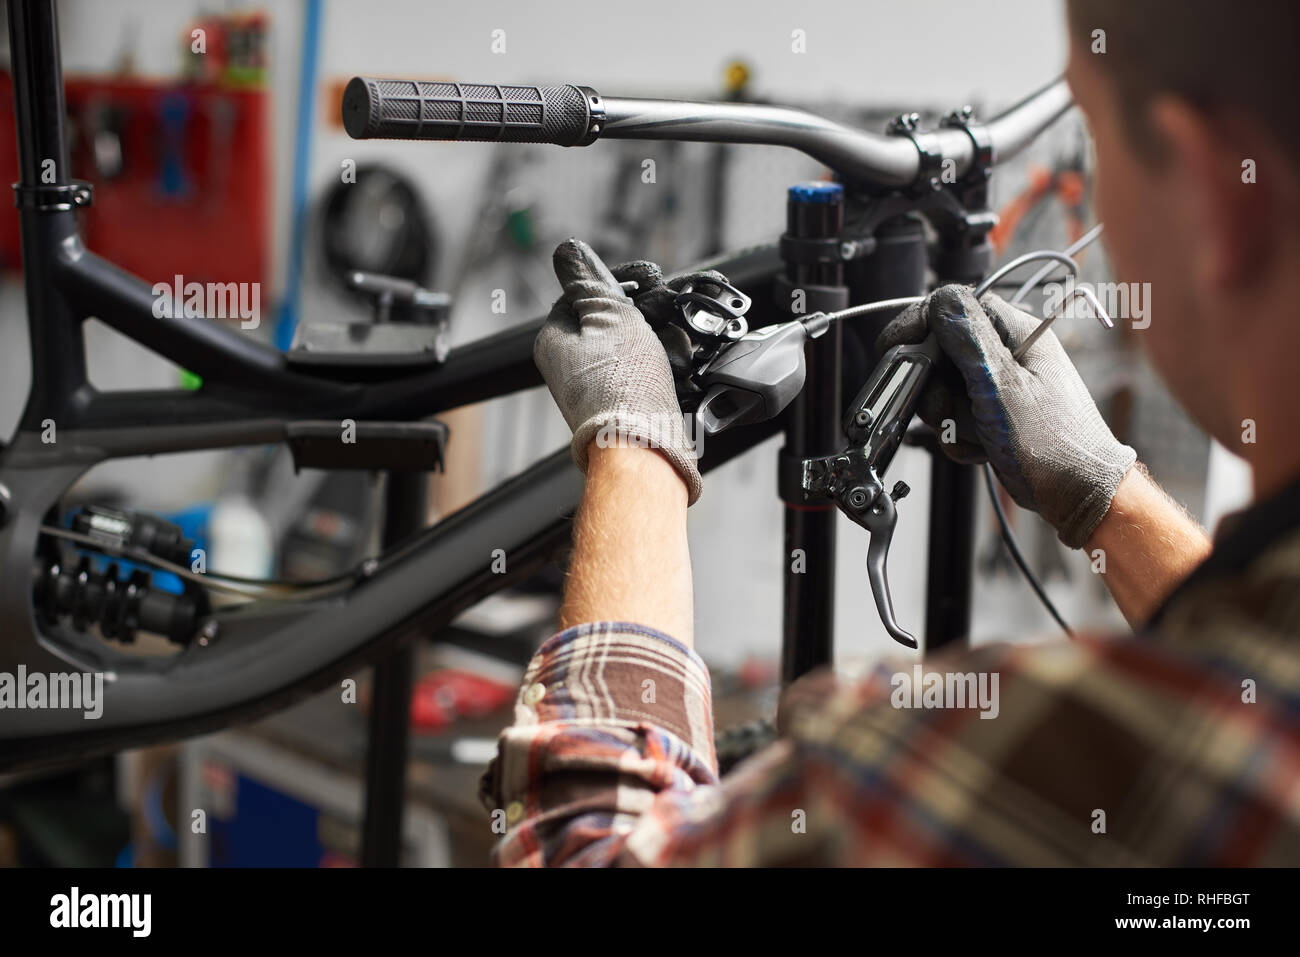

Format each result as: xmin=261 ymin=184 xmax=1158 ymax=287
xmin=342 ymin=77 xmax=602 ymax=146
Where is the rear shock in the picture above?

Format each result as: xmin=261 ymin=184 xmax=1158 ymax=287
xmin=34 ymin=505 xmax=210 ymax=645
xmin=34 ymin=552 xmax=206 ymax=645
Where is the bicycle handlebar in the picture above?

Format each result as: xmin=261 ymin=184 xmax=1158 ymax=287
xmin=342 ymin=75 xmax=1072 ymax=188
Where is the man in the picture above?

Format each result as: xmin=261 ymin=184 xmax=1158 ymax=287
xmin=479 ymin=0 xmax=1300 ymax=865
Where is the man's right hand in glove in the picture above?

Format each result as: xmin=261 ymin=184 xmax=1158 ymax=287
xmin=878 ymin=285 xmax=1136 ymax=549
xmin=878 ymin=285 xmax=1209 ymax=626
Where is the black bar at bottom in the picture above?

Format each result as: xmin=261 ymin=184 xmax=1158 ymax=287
xmin=924 ymin=455 xmax=976 ymax=652
xmin=360 ymin=471 xmax=427 ymax=867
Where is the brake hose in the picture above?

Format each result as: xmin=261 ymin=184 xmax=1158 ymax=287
xmin=973 ymin=229 xmax=1107 ymax=639
xmin=981 ymin=226 xmax=1107 ymax=638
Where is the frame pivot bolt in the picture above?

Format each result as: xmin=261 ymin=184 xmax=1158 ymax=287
xmin=197 ymin=620 xmax=219 ymax=647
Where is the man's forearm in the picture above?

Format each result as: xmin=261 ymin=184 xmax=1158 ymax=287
xmin=559 ymin=443 xmax=694 ymax=646
xmin=1085 ymin=464 xmax=1212 ymax=628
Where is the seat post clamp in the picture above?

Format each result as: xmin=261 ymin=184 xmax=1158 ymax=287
xmin=12 ymin=180 xmax=94 ymax=212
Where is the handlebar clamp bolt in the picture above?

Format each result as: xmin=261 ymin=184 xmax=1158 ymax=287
xmin=888 ymin=112 xmax=921 ymax=134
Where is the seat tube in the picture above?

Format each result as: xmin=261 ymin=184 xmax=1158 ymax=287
xmin=6 ymin=0 xmax=87 ymax=430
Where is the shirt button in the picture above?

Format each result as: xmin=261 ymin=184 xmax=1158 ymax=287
xmin=505 ymin=801 xmax=524 ymax=824
xmin=523 ymin=682 xmax=546 ymax=706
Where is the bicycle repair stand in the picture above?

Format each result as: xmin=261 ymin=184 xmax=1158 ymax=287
xmin=289 ymin=273 xmax=451 ymax=867
xmin=778 ymin=109 xmax=994 ymax=681
xmin=360 ymin=468 xmax=425 ymax=867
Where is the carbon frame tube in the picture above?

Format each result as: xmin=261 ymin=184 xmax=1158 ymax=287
xmin=6 ymin=0 xmax=87 ymax=432
xmin=42 ymin=235 xmax=784 ymax=436
xmin=0 ymin=418 xmax=780 ymax=772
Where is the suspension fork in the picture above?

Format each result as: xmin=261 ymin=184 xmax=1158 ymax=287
xmin=778 ymin=201 xmax=956 ymax=682
xmin=777 ymin=183 xmax=848 ymax=684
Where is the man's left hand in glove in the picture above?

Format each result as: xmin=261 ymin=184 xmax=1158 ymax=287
xmin=534 ymin=238 xmax=712 ymax=503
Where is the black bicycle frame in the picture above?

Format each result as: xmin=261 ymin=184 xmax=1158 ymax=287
xmin=0 ymin=0 xmax=1071 ymax=772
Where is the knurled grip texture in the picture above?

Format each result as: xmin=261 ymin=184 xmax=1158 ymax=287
xmin=342 ymin=77 xmax=600 ymax=145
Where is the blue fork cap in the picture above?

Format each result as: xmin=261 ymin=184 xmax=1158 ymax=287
xmin=788 ymin=181 xmax=843 ymax=205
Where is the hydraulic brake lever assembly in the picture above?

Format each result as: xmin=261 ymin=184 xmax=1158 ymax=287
xmin=655 ymin=276 xmax=833 ymax=435
xmin=799 ymin=335 xmax=940 ymax=649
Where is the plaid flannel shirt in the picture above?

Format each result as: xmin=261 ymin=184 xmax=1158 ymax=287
xmin=479 ymin=476 xmax=1300 ymax=866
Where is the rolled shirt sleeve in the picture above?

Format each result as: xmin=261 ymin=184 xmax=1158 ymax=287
xmin=480 ymin=622 xmax=719 ymax=866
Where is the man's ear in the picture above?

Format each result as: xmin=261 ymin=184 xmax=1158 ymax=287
xmin=1146 ymin=96 xmax=1271 ymax=292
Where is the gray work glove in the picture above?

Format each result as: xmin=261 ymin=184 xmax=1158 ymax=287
xmin=876 ymin=285 xmax=1135 ymax=548
xmin=534 ymin=238 xmax=703 ymax=504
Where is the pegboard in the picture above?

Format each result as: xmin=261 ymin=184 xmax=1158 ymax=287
xmin=0 ymin=72 xmax=269 ymax=296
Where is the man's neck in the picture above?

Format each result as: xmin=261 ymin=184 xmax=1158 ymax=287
xmin=1237 ymin=386 xmax=1300 ymax=502
xmin=1226 ymin=267 xmax=1300 ymax=505
xmin=1251 ymin=455 xmax=1300 ymax=504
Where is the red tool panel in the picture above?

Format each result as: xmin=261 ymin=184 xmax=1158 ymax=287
xmin=0 ymin=72 xmax=269 ymax=297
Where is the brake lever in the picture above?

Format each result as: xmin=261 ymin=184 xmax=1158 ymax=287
xmin=860 ymin=481 xmax=913 ymax=648
xmin=800 ymin=333 xmax=940 ymax=648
